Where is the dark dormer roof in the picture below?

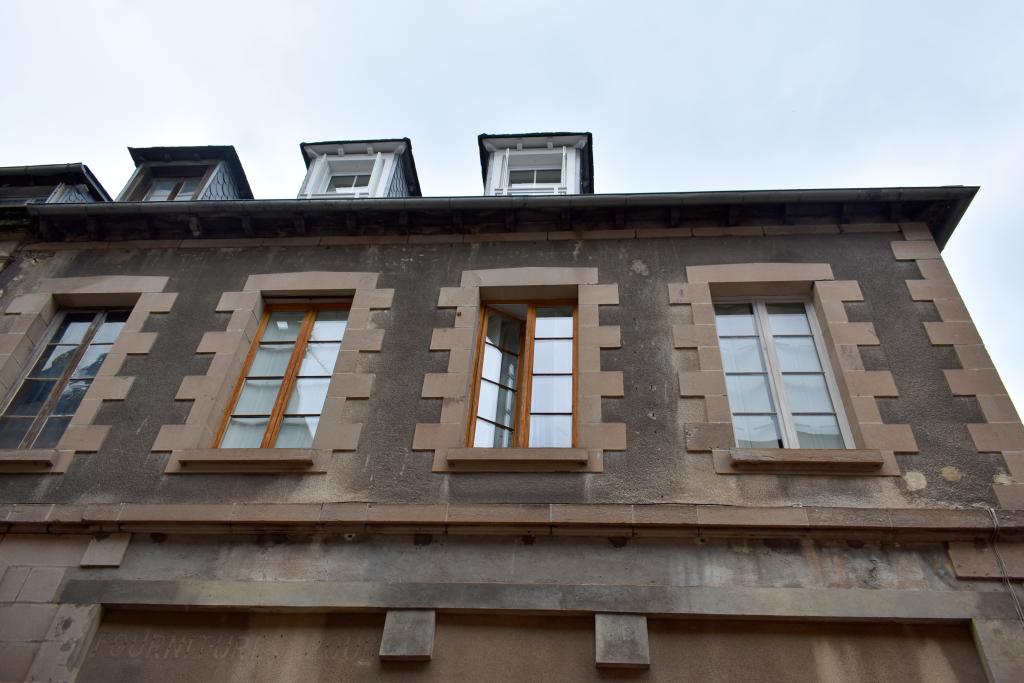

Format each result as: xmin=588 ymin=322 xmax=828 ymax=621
xmin=127 ymin=145 xmax=254 ymax=199
xmin=0 ymin=163 xmax=110 ymax=203
xmin=477 ymin=132 xmax=594 ymax=194
xmin=298 ymin=138 xmax=421 ymax=197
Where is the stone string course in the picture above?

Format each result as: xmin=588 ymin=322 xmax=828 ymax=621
xmin=896 ymin=223 xmax=1024 ymax=509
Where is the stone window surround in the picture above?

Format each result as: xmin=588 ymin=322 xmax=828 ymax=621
xmin=669 ymin=262 xmax=917 ymax=476
xmin=894 ymin=225 xmax=1024 ymax=509
xmin=413 ymin=267 xmax=625 ymax=473
xmin=0 ymin=275 xmax=175 ymax=473
xmin=153 ymin=271 xmax=392 ymax=474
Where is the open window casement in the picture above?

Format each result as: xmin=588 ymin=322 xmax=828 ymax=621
xmin=488 ymin=147 xmax=581 ymax=196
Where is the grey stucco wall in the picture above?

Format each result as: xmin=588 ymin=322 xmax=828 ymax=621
xmin=0 ymin=233 xmax=1005 ymax=508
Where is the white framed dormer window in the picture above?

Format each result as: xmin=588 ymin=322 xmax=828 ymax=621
xmin=714 ymin=299 xmax=854 ymax=450
xmin=300 ymin=153 xmax=391 ymax=199
xmin=488 ymin=148 xmax=579 ymax=196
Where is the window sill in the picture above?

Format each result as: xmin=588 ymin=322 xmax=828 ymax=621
xmin=445 ymin=447 xmax=595 ymax=473
xmin=712 ymin=448 xmax=900 ymax=476
xmin=0 ymin=449 xmax=70 ymax=474
xmin=166 ymin=448 xmax=330 ymax=474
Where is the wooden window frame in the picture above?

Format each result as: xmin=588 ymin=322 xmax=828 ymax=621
xmin=214 ymin=301 xmax=349 ymax=449
xmin=0 ymin=309 xmax=128 ymax=449
xmin=466 ymin=301 xmax=578 ymax=449
xmin=716 ymin=296 xmax=854 ymax=450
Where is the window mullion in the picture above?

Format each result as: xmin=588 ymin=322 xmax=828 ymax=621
xmin=516 ymin=305 xmax=536 ymax=448
xmin=571 ymin=305 xmax=578 ymax=448
xmin=754 ymin=301 xmax=798 ymax=448
xmin=261 ymin=309 xmax=315 ymax=448
xmin=21 ymin=311 xmax=104 ymax=448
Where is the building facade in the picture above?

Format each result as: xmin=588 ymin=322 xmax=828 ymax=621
xmin=0 ymin=134 xmax=1022 ymax=682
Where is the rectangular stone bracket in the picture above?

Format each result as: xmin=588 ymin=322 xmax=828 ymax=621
xmin=379 ymin=609 xmax=435 ymax=662
xmin=165 ymin=448 xmax=329 ymax=474
xmin=595 ymin=613 xmax=650 ymax=670
xmin=81 ymin=533 xmax=132 ymax=568
xmin=0 ymin=449 xmax=63 ymax=473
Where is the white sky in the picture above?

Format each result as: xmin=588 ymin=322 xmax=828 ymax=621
xmin=2 ymin=1 xmax=1022 ymax=409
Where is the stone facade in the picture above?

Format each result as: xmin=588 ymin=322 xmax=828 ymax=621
xmin=0 ymin=192 xmax=1022 ymax=681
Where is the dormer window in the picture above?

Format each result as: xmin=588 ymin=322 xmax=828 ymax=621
xmin=479 ymin=133 xmax=593 ymax=196
xmin=298 ymin=138 xmax=421 ymax=199
xmin=115 ymin=146 xmax=254 ymax=202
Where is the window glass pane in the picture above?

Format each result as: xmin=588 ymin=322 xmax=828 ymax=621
xmin=474 ymin=419 xmax=513 ymax=448
xmin=528 ymin=415 xmax=572 ymax=447
xmin=0 ymin=417 xmax=32 ymax=448
xmin=767 ymin=303 xmax=811 ymax=335
xmin=354 ymin=175 xmax=371 ymax=187
xmin=72 ymin=346 xmax=108 ymax=378
xmin=274 ymin=417 xmax=319 ymax=448
xmin=535 ymin=169 xmax=562 ymax=183
xmin=221 ymin=417 xmax=269 ymax=448
xmin=508 ymin=170 xmax=534 ymax=184
xmin=145 ymin=178 xmax=176 ymax=201
xmin=53 ymin=379 xmax=90 ymax=415
xmin=782 ymin=374 xmax=834 ymax=413
xmin=262 ymin=311 xmax=306 ymax=342
xmin=31 ymin=345 xmax=78 ymax=378
xmin=719 ymin=337 xmax=766 ymax=373
xmin=714 ymin=304 xmax=757 ymax=336
xmin=733 ymin=414 xmax=783 ymax=449
xmin=530 ymin=375 xmax=572 ymax=414
xmin=311 ymin=310 xmax=348 ymax=341
xmin=92 ymin=319 xmax=127 ymax=344
xmin=53 ymin=315 xmax=94 ymax=345
xmin=299 ymin=343 xmax=340 ymax=376
xmin=250 ymin=344 xmax=294 ymax=377
xmin=476 ymin=380 xmax=516 ymax=428
xmin=173 ymin=177 xmax=200 ymax=201
xmin=535 ymin=307 xmax=574 ymax=338
xmin=533 ymin=339 xmax=573 ymax=374
xmin=724 ymin=375 xmax=774 ymax=414
xmin=774 ymin=336 xmax=822 ymax=372
xmin=32 ymin=416 xmax=71 ymax=449
xmin=6 ymin=380 xmax=56 ymax=416
xmin=794 ymin=414 xmax=845 ymax=449
xmin=285 ymin=378 xmax=330 ymax=415
xmin=486 ymin=313 xmax=522 ymax=352
xmin=234 ymin=379 xmax=281 ymax=416
xmin=482 ymin=345 xmax=518 ymax=388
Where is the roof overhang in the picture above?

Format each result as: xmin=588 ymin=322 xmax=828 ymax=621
xmin=0 ymin=163 xmax=110 ymax=202
xmin=23 ymin=185 xmax=977 ymax=250
xmin=127 ymin=145 xmax=254 ymax=199
xmin=478 ymin=132 xmax=594 ymax=194
xmin=299 ymin=138 xmax=421 ymax=196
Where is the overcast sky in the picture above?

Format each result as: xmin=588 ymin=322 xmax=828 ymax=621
xmin=2 ymin=1 xmax=1022 ymax=408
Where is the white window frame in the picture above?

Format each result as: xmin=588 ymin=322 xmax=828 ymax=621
xmin=301 ymin=152 xmax=393 ymax=198
xmin=488 ymin=147 xmax=579 ymax=196
xmin=716 ymin=296 xmax=855 ymax=450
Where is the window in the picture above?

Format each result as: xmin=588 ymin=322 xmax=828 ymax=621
xmin=144 ymin=176 xmax=200 ymax=201
xmin=715 ymin=300 xmax=852 ymax=450
xmin=328 ymin=174 xmax=371 ymax=191
xmin=217 ymin=305 xmax=348 ymax=449
xmin=470 ymin=303 xmax=576 ymax=448
xmin=508 ymin=168 xmax=562 ymax=185
xmin=0 ymin=310 xmax=128 ymax=449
